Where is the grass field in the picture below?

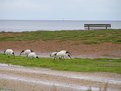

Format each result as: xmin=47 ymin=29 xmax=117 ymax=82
xmin=0 ymin=30 xmax=121 ymax=73
xmin=0 ymin=54 xmax=121 ymax=73
xmin=0 ymin=29 xmax=121 ymax=44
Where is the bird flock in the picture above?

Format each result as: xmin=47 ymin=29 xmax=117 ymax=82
xmin=3 ymin=49 xmax=72 ymax=59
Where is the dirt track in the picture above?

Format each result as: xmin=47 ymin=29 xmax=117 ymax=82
xmin=0 ymin=64 xmax=121 ymax=91
xmin=0 ymin=40 xmax=121 ymax=58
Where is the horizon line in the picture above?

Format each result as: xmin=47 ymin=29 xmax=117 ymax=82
xmin=0 ymin=19 xmax=121 ymax=21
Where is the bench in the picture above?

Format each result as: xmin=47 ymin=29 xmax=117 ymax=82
xmin=84 ymin=24 xmax=111 ymax=30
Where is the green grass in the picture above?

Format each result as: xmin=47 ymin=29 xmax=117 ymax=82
xmin=0 ymin=29 xmax=121 ymax=44
xmin=0 ymin=54 xmax=121 ymax=73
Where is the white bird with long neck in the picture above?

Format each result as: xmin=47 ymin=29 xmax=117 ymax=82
xmin=20 ymin=49 xmax=33 ymax=56
xmin=4 ymin=49 xmax=15 ymax=58
xmin=27 ymin=52 xmax=39 ymax=59
xmin=50 ymin=52 xmax=58 ymax=59
xmin=51 ymin=50 xmax=71 ymax=59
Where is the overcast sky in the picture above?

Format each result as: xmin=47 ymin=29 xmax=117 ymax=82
xmin=0 ymin=0 xmax=121 ymax=20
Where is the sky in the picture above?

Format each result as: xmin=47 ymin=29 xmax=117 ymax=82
xmin=0 ymin=0 xmax=121 ymax=20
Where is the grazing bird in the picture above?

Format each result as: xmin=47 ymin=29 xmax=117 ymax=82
xmin=20 ymin=49 xmax=33 ymax=56
xmin=50 ymin=52 xmax=58 ymax=59
xmin=51 ymin=50 xmax=71 ymax=59
xmin=4 ymin=49 xmax=15 ymax=58
xmin=27 ymin=52 xmax=39 ymax=59
xmin=56 ymin=50 xmax=71 ymax=59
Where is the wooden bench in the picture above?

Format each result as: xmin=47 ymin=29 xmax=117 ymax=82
xmin=84 ymin=24 xmax=111 ymax=30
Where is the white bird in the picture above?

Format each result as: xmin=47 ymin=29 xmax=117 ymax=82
xmin=20 ymin=49 xmax=33 ymax=56
xmin=52 ymin=50 xmax=71 ymax=59
xmin=50 ymin=52 xmax=58 ymax=59
xmin=27 ymin=52 xmax=39 ymax=58
xmin=4 ymin=49 xmax=15 ymax=58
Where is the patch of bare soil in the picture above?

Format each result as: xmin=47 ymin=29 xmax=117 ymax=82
xmin=0 ymin=40 xmax=121 ymax=58
xmin=0 ymin=64 xmax=121 ymax=91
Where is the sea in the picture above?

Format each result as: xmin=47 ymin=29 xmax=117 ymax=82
xmin=0 ymin=20 xmax=121 ymax=32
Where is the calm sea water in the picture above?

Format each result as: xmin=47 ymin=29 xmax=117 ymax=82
xmin=0 ymin=20 xmax=121 ymax=32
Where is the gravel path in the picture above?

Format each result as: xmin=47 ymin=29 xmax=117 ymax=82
xmin=0 ymin=64 xmax=121 ymax=91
